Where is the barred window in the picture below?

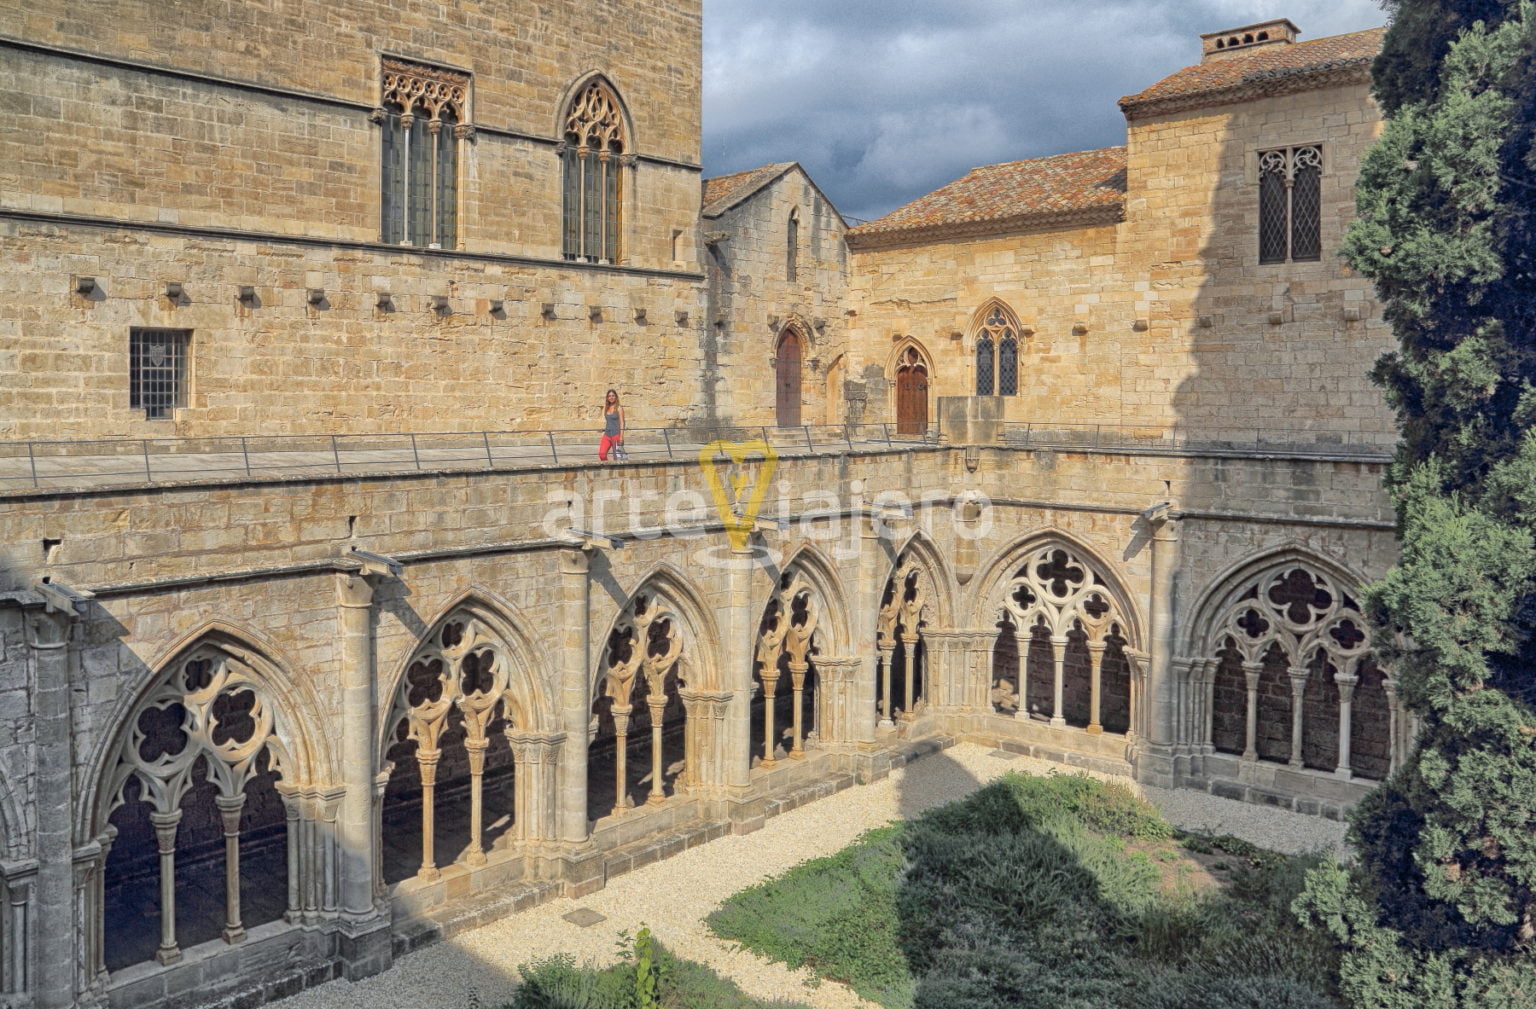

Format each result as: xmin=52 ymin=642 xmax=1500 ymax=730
xmin=129 ymin=329 xmax=189 ymax=420
xmin=974 ymin=303 xmax=1022 ymax=396
xmin=1258 ymin=146 xmax=1321 ymax=264
xmin=379 ymin=58 xmax=469 ymax=249
xmin=562 ymin=78 xmax=628 ymax=264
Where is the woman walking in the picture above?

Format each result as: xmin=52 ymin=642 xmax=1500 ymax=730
xmin=599 ymin=388 xmax=626 ymax=461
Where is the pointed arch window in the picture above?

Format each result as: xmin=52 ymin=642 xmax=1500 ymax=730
xmin=974 ymin=303 xmax=1022 ymax=396
xmin=562 ymin=79 xmax=628 ymax=264
xmin=378 ymin=58 xmax=469 ymax=249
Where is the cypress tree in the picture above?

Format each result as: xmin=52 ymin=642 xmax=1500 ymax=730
xmin=1294 ymin=3 xmax=1536 ymax=1005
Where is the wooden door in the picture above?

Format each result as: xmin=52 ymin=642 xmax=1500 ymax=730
xmin=775 ymin=329 xmax=802 ymax=427
xmin=896 ymin=357 xmax=928 ymax=435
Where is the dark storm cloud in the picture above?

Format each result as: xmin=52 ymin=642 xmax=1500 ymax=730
xmin=703 ymin=0 xmax=1390 ymax=222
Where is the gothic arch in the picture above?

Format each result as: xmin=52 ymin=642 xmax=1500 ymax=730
xmin=776 ymin=542 xmax=854 ymax=656
xmin=376 ymin=588 xmax=558 ymax=760
xmin=884 ymin=336 xmax=934 ymax=380
xmin=1180 ymin=545 xmax=1375 ymax=660
xmin=1180 ymin=546 xmax=1397 ymax=779
xmin=969 ymin=299 xmax=1025 ymax=397
xmin=883 ymin=529 xmax=957 ymax=628
xmin=972 ymin=532 xmax=1142 ymax=734
xmin=87 ymin=624 xmax=328 ymax=970
xmin=967 ymin=530 xmax=1143 ymax=647
xmin=81 ymin=622 xmax=327 ymax=841
xmin=552 ymin=71 xmax=635 ymax=146
xmin=594 ymin=564 xmax=722 ymax=694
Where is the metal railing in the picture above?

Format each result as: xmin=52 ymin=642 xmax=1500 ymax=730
xmin=0 ymin=422 xmax=943 ymax=492
xmin=999 ymin=421 xmax=1396 ymax=459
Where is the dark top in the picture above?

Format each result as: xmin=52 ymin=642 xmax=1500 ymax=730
xmin=604 ymin=409 xmax=621 ymax=437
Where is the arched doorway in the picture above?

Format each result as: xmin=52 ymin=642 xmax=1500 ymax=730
xmin=895 ymin=348 xmax=928 ymax=435
xmin=775 ymin=327 xmax=803 ymax=427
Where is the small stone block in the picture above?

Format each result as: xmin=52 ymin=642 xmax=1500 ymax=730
xmin=986 ymin=748 xmax=1018 ymax=760
xmin=562 ymin=907 xmax=607 ymax=928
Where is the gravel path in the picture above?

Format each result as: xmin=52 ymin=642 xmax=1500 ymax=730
xmin=272 ymin=743 xmax=1347 ymax=1009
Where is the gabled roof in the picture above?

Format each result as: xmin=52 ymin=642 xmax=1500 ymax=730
xmin=846 ymin=146 xmax=1127 ymax=249
xmin=701 ymin=162 xmax=796 ymax=218
xmin=1119 ymin=26 xmax=1384 ymax=118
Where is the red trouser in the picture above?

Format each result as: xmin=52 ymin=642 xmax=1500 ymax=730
xmin=599 ymin=434 xmax=623 ymax=460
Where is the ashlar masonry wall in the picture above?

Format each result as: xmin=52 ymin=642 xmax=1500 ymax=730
xmin=704 ymin=168 xmax=849 ymax=427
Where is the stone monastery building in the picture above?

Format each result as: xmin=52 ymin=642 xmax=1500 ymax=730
xmin=0 ymin=4 xmax=1405 ymax=1008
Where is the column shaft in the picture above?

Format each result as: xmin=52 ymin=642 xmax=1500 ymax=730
xmin=217 ymin=794 xmax=247 ymax=943
xmin=1049 ymin=635 xmax=1067 ymax=726
xmin=151 ymin=810 xmax=183 ymax=965
xmin=28 ymin=607 xmax=78 ymax=1009
xmin=1242 ymin=664 xmax=1261 ymax=760
xmin=335 ymin=572 xmax=380 ymax=919
xmin=1146 ymin=516 xmax=1182 ymax=745
xmin=558 ymin=548 xmax=592 ymax=843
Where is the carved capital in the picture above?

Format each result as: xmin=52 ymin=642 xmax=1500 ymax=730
xmin=453 ymin=122 xmax=476 ymax=141
xmin=335 ymin=571 xmax=376 ymax=609
xmin=24 ymin=606 xmax=74 ymax=650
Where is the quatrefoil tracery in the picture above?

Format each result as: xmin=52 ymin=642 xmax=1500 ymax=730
xmin=392 ymin=616 xmax=512 ymax=755
xmin=1214 ymin=567 xmax=1373 ymax=676
xmin=109 ymin=648 xmax=286 ymax=818
xmin=1000 ymin=546 xmax=1120 ymax=643
xmin=757 ymin=573 xmax=821 ymax=676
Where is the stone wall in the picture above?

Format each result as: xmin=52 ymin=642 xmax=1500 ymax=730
xmin=703 ymin=168 xmax=849 ymax=427
xmin=846 ymin=78 xmax=1396 ymax=441
xmin=0 ymin=0 xmax=707 ymax=441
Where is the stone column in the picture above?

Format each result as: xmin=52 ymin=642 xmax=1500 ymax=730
xmin=278 ymin=785 xmax=302 ymax=922
xmin=558 ymin=547 xmax=592 ymax=843
xmin=677 ymin=688 xmax=732 ymax=790
xmin=464 ymin=739 xmax=489 ymax=864
xmin=854 ymin=519 xmax=884 ymax=745
xmin=1334 ymin=673 xmax=1357 ymax=780
xmin=787 ymin=660 xmax=809 ymax=758
xmin=507 ymin=731 xmax=565 ymax=843
xmin=609 ymin=706 xmax=632 ymax=816
xmin=1287 ymin=666 xmax=1309 ymax=769
xmin=1048 ymin=635 xmax=1068 ymax=726
xmin=3 ymin=869 xmax=33 ymax=998
xmin=27 ymin=604 xmax=78 ymax=1009
xmin=151 ymin=810 xmax=183 ymax=964
xmin=335 ymin=572 xmax=381 ymax=920
xmin=216 ymin=793 xmax=247 ymax=943
xmin=899 ymin=631 xmax=920 ymax=720
xmin=807 ymin=659 xmax=860 ymax=746
xmin=1086 ymin=641 xmax=1106 ymax=733
xmin=1242 ymin=662 xmax=1262 ymax=761
xmin=646 ymin=693 xmax=669 ymax=803
xmin=876 ymin=643 xmax=895 ymax=727
xmin=1014 ymin=630 xmax=1029 ymax=718
xmin=758 ymin=667 xmax=780 ymax=767
xmin=721 ymin=545 xmax=759 ymax=788
xmin=1145 ymin=513 xmax=1182 ymax=748
xmin=415 ymin=751 xmax=441 ymax=878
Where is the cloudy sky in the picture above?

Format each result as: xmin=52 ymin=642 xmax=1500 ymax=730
xmin=702 ymin=1 xmax=1390 ymax=222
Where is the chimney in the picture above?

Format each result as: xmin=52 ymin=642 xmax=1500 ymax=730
xmin=1200 ymin=19 xmax=1299 ymax=62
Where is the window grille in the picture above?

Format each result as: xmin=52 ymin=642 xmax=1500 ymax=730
xmin=129 ymin=329 xmax=189 ymax=420
xmin=379 ymin=58 xmax=468 ymax=249
xmin=975 ymin=304 xmax=1022 ymax=396
xmin=975 ymin=336 xmax=995 ymax=396
xmin=1258 ymin=146 xmax=1322 ymax=264
xmin=562 ymin=79 xmax=628 ymax=264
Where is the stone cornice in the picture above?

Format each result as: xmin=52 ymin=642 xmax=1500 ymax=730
xmin=1119 ymin=62 xmax=1372 ymax=121
xmin=846 ymin=203 xmax=1123 ymax=251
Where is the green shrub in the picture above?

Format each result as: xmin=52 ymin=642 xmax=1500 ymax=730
xmin=508 ymin=953 xmax=630 ymax=1009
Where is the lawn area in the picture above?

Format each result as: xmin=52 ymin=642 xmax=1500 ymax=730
xmin=505 ymin=929 xmax=815 ymax=1009
xmin=706 ymin=772 xmax=1342 ymax=1009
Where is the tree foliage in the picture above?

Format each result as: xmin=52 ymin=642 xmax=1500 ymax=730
xmin=1296 ymin=4 xmax=1536 ymax=1006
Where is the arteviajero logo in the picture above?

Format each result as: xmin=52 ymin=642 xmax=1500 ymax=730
xmin=698 ymin=439 xmax=777 ymax=550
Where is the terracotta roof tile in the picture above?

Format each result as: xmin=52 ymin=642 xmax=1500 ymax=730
xmin=1120 ymin=27 xmax=1384 ymax=115
xmin=701 ymin=162 xmax=795 ymax=217
xmin=847 ymin=146 xmax=1127 ymax=242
